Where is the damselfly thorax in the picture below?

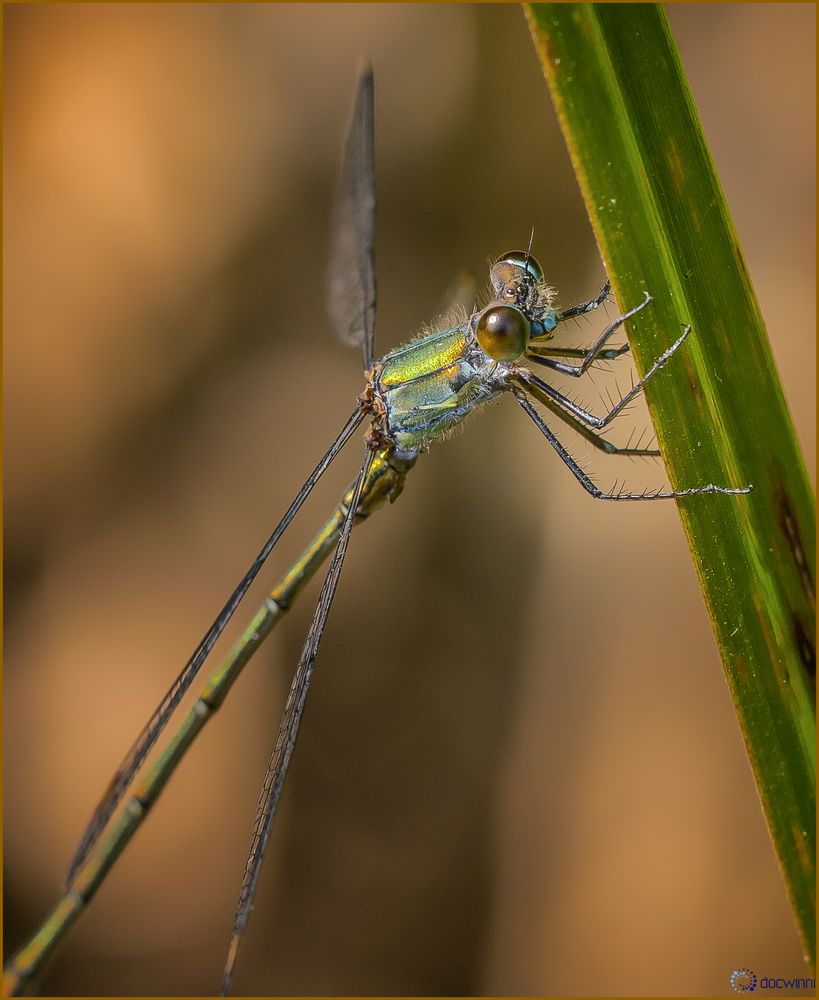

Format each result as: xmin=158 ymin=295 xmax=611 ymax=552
xmin=362 ymin=251 xmax=560 ymax=455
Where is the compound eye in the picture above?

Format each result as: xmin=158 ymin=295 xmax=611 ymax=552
xmin=495 ymin=249 xmax=545 ymax=285
xmin=475 ymin=305 xmax=531 ymax=361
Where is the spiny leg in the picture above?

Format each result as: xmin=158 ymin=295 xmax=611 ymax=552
xmin=530 ymin=343 xmax=631 ymax=363
xmin=220 ymin=447 xmax=376 ymax=997
xmin=65 ymin=406 xmax=365 ymax=887
xmin=520 ymin=324 xmax=693 ymax=431
xmin=531 ymin=387 xmax=661 ymax=458
xmin=556 ymin=278 xmax=611 ymax=321
xmin=515 ymin=392 xmax=752 ymax=500
xmin=528 ymin=292 xmax=650 ymax=378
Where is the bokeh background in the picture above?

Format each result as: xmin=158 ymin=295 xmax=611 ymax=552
xmin=4 ymin=4 xmax=815 ymax=997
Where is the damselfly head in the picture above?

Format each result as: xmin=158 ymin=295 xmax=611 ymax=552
xmin=491 ymin=249 xmax=545 ymax=288
xmin=486 ymin=249 xmax=556 ymax=342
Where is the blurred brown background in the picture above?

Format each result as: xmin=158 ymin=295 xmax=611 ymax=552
xmin=4 ymin=4 xmax=815 ymax=997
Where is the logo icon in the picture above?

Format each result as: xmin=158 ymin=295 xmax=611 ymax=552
xmin=731 ymin=969 xmax=757 ymax=993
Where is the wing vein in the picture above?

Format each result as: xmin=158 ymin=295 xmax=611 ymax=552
xmin=327 ymin=64 xmax=376 ymax=369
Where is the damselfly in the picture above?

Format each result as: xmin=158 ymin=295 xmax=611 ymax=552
xmin=4 ymin=66 xmax=751 ymax=997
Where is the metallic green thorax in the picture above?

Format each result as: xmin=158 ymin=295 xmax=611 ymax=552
xmin=368 ymin=324 xmax=511 ymax=452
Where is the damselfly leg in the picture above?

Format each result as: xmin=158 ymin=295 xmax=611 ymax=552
xmin=532 ymin=342 xmax=631 ymax=363
xmin=525 ymin=388 xmax=660 ymax=459
xmin=522 ymin=323 xmax=694 ymax=432
xmin=556 ymin=278 xmax=612 ymax=321
xmin=517 ymin=294 xmax=751 ymax=500
xmin=517 ymin=390 xmax=749 ymax=500
xmin=527 ymin=291 xmax=650 ymax=378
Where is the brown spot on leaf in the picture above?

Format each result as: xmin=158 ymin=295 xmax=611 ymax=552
xmin=792 ymin=823 xmax=813 ymax=877
xmin=777 ymin=488 xmax=815 ymax=604
xmin=732 ymin=652 xmax=749 ymax=686
xmin=792 ymin=615 xmax=816 ymax=693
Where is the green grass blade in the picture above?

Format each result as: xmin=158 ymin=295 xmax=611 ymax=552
xmin=526 ymin=2 xmax=815 ymax=967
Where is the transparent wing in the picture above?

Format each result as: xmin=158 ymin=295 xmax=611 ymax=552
xmin=220 ymin=447 xmax=375 ymax=996
xmin=440 ymin=269 xmax=480 ymax=317
xmin=65 ymin=407 xmax=365 ymax=887
xmin=327 ymin=63 xmax=376 ymax=369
